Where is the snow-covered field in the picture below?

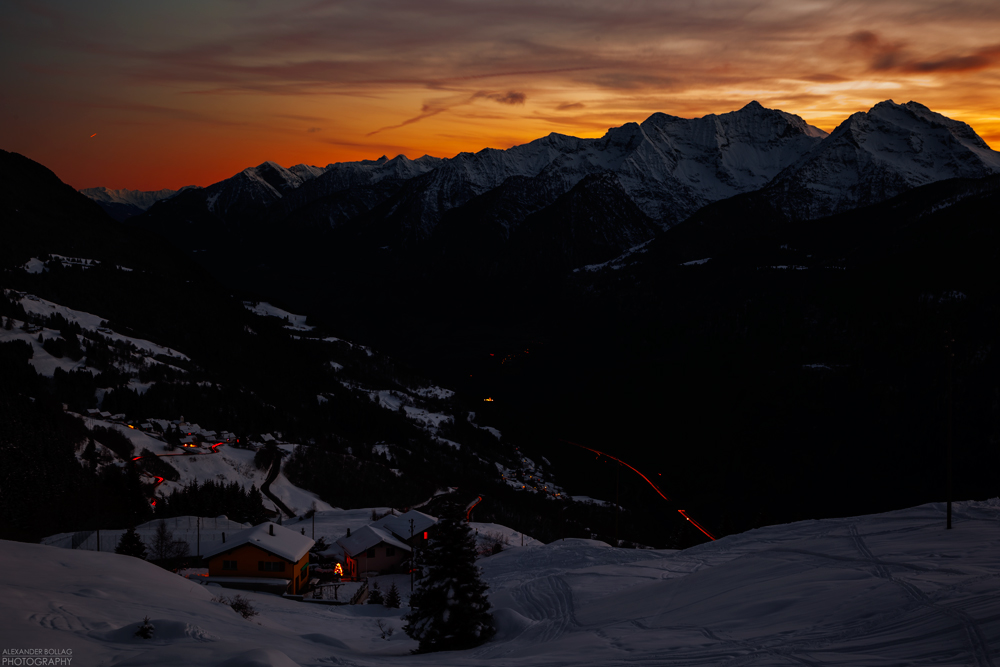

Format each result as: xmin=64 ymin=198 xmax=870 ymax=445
xmin=6 ymin=500 xmax=999 ymax=666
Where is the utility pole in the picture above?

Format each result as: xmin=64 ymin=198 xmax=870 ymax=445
xmin=197 ymin=517 xmax=201 ymax=557
xmin=409 ymin=518 xmax=415 ymax=592
xmin=946 ymin=332 xmax=954 ymax=530
xmin=615 ymin=461 xmax=621 ymax=547
xmin=312 ymin=512 xmax=315 ymax=539
xmin=95 ymin=473 xmax=100 ymax=552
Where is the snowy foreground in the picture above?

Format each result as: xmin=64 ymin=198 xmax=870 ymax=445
xmin=3 ymin=500 xmax=999 ymax=666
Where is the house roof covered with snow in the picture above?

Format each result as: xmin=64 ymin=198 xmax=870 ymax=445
xmin=377 ymin=509 xmax=437 ymax=540
xmin=336 ymin=525 xmax=411 ymax=557
xmin=202 ymin=522 xmax=314 ymax=562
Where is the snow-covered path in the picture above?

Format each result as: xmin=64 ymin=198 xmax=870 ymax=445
xmin=3 ymin=500 xmax=999 ymax=666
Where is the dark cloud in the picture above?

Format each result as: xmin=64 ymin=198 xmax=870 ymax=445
xmin=845 ymin=30 xmax=907 ymax=71
xmin=556 ymin=102 xmax=585 ymax=110
xmin=590 ymin=72 xmax=674 ymax=91
xmin=905 ymin=45 xmax=1000 ymax=73
xmin=307 ymin=127 xmax=322 ymax=133
xmin=846 ymin=30 xmax=1000 ymax=74
xmin=474 ymin=91 xmax=527 ymax=105
xmin=370 ymin=90 xmax=527 ymax=135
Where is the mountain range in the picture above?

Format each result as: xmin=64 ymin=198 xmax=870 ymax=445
xmin=94 ymin=100 xmax=998 ymax=255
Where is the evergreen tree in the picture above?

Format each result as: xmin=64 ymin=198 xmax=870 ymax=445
xmin=384 ymin=582 xmax=401 ymax=609
xmin=244 ymin=484 xmax=268 ymax=525
xmin=81 ymin=438 xmax=99 ymax=470
xmin=403 ymin=503 xmax=495 ymax=652
xmin=115 ymin=526 xmax=148 ymax=559
xmin=368 ymin=581 xmax=384 ymax=605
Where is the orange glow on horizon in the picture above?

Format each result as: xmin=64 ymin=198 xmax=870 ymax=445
xmin=3 ymin=2 xmax=1000 ymax=191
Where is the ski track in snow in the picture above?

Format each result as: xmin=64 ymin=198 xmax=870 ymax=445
xmin=848 ymin=524 xmax=996 ymax=667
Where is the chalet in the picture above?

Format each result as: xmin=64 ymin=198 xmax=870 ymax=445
xmin=203 ymin=522 xmax=314 ymax=595
xmin=376 ymin=509 xmax=438 ymax=548
xmin=336 ymin=525 xmax=411 ymax=578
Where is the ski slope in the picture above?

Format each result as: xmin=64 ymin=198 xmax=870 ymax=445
xmin=4 ymin=500 xmax=999 ymax=666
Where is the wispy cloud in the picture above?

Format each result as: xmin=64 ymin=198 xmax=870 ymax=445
xmin=474 ymin=91 xmax=527 ymax=105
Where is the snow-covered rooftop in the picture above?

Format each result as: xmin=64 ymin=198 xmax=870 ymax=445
xmin=336 ymin=525 xmax=411 ymax=557
xmin=376 ymin=509 xmax=437 ymax=540
xmin=201 ymin=522 xmax=314 ymax=562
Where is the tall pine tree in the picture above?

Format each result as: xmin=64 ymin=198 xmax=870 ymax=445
xmin=402 ymin=503 xmax=495 ymax=653
xmin=115 ymin=526 xmax=148 ymax=559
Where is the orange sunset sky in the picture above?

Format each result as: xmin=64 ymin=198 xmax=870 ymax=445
xmin=2 ymin=0 xmax=999 ymax=191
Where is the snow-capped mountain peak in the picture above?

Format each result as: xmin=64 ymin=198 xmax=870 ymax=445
xmin=767 ymin=99 xmax=1000 ymax=219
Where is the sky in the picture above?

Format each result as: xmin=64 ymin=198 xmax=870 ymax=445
xmin=2 ymin=0 xmax=1000 ymax=191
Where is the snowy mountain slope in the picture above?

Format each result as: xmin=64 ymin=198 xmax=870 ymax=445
xmin=8 ymin=290 xmax=190 ymax=362
xmin=136 ymin=160 xmax=326 ymax=229
xmin=502 ymin=172 xmax=662 ymax=274
xmin=80 ymin=186 xmax=181 ymax=210
xmin=426 ymin=170 xmax=660 ymax=278
xmin=5 ymin=499 xmax=999 ymax=666
xmin=364 ymin=102 xmax=826 ymax=243
xmin=80 ymin=186 xmax=200 ymax=222
xmin=616 ymin=101 xmax=828 ymax=224
xmin=268 ymin=154 xmax=443 ymax=228
xmin=765 ymin=100 xmax=1000 ymax=220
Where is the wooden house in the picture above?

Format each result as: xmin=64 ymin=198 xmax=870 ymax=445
xmin=336 ymin=525 xmax=411 ymax=578
xmin=203 ymin=522 xmax=314 ymax=595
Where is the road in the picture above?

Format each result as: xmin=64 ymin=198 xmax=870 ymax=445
xmin=558 ymin=439 xmax=717 ymax=542
xmin=261 ymin=457 xmax=296 ymax=519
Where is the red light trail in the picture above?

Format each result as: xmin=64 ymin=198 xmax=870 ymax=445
xmin=558 ymin=439 xmax=716 ymax=541
xmin=466 ymin=495 xmax=482 ymax=522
